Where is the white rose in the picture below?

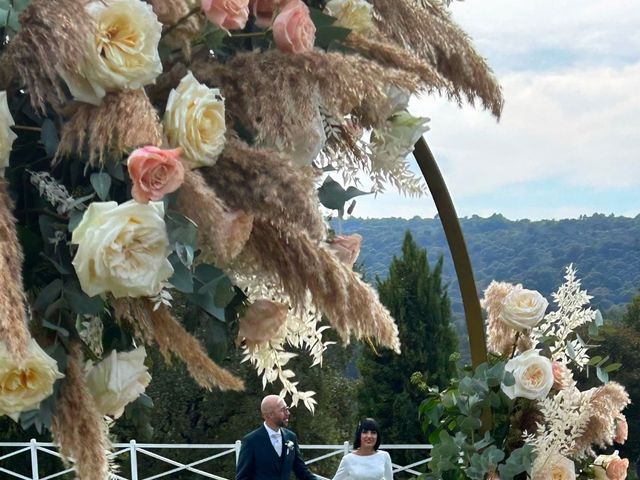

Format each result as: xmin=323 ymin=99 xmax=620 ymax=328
xmin=0 ymin=339 xmax=64 ymax=421
xmin=164 ymin=72 xmax=227 ymax=168
xmin=71 ymin=200 xmax=173 ymax=298
xmin=0 ymin=91 xmax=17 ymax=175
xmin=324 ymin=0 xmax=374 ymax=35
xmin=370 ymin=110 xmax=430 ymax=170
xmin=59 ymin=0 xmax=162 ymax=105
xmin=501 ymin=349 xmax=554 ymax=400
xmin=85 ymin=347 xmax=151 ymax=419
xmin=500 ymin=286 xmax=548 ymax=331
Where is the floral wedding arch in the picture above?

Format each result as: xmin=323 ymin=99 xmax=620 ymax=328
xmin=13 ymin=0 xmax=631 ymax=478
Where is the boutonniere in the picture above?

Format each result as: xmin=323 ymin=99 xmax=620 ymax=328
xmin=285 ymin=440 xmax=294 ymax=454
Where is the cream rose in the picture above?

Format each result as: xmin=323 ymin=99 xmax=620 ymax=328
xmin=501 ymin=349 xmax=554 ymax=400
xmin=0 ymin=91 xmax=17 ymax=175
xmin=549 ymin=455 xmax=576 ymax=480
xmin=85 ymin=347 xmax=151 ymax=419
xmin=164 ymin=72 xmax=227 ymax=168
xmin=594 ymin=451 xmax=629 ymax=480
xmin=272 ymin=0 xmax=316 ymax=54
xmin=500 ymin=286 xmax=548 ymax=331
xmin=0 ymin=339 xmax=64 ymax=421
xmin=59 ymin=0 xmax=162 ymax=105
xmin=324 ymin=0 xmax=374 ymax=35
xmin=202 ymin=0 xmax=250 ymax=30
xmin=71 ymin=200 xmax=173 ymax=298
xmin=371 ymin=111 xmax=430 ymax=169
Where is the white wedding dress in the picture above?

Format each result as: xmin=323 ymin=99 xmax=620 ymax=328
xmin=332 ymin=451 xmax=394 ymax=480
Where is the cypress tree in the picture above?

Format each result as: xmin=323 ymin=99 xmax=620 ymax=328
xmin=356 ymin=230 xmax=458 ymax=453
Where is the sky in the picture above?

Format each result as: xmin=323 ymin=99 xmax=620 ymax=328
xmin=351 ymin=0 xmax=640 ymax=220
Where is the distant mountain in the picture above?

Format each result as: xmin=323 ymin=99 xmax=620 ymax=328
xmin=339 ymin=214 xmax=640 ymax=360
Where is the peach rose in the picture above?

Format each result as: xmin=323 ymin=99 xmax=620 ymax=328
xmin=238 ymin=300 xmax=288 ymax=348
xmin=272 ymin=0 xmax=315 ymax=54
xmin=614 ymin=415 xmax=628 ymax=444
xmin=127 ymin=146 xmax=185 ymax=203
xmin=328 ymin=234 xmax=362 ymax=267
xmin=202 ymin=0 xmax=250 ymax=30
xmin=250 ymin=0 xmax=286 ymax=28
xmin=552 ymin=361 xmax=570 ymax=390
xmin=606 ymin=458 xmax=629 ymax=480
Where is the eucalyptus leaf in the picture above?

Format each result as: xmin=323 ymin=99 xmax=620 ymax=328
xmin=34 ymin=278 xmax=63 ymax=311
xmin=596 ymin=366 xmax=609 ymax=383
xmin=189 ymin=291 xmax=225 ymax=320
xmin=168 ymin=254 xmax=194 ymax=293
xmin=42 ymin=318 xmax=69 ymax=337
xmin=175 ymin=242 xmax=195 ymax=267
xmin=90 ymin=172 xmax=112 ymax=201
xmin=166 ymin=211 xmax=198 ymax=247
xmin=64 ymin=283 xmax=104 ymax=315
xmin=40 ymin=119 xmax=59 ymax=157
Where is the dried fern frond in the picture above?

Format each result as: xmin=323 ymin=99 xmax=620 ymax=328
xmin=571 ymin=382 xmax=631 ymax=457
xmin=5 ymin=0 xmax=93 ymax=112
xmin=191 ymin=49 xmax=425 ymax=149
xmin=200 ymin=136 xmax=326 ymax=242
xmin=52 ymin=342 xmax=112 ymax=480
xmin=0 ymin=181 xmax=30 ymax=358
xmin=175 ymin=170 xmax=254 ymax=267
xmin=113 ymin=298 xmax=244 ymax=391
xmin=371 ymin=0 xmax=503 ymax=118
xmin=56 ymin=89 xmax=162 ymax=166
xmin=147 ymin=0 xmax=203 ymax=57
xmin=241 ymin=219 xmax=401 ymax=352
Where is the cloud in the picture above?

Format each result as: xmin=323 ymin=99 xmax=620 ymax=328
xmin=412 ymin=62 xmax=640 ymax=199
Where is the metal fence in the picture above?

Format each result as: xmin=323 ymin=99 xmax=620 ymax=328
xmin=0 ymin=440 xmax=432 ymax=480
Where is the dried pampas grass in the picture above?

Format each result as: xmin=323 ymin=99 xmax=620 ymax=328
xmin=200 ymin=136 xmax=326 ymax=242
xmin=147 ymin=0 xmax=203 ymax=57
xmin=242 ymin=219 xmax=400 ymax=352
xmin=571 ymin=382 xmax=630 ymax=457
xmin=482 ymin=281 xmax=518 ymax=356
xmin=0 ymin=181 xmax=30 ymax=358
xmin=52 ymin=342 xmax=112 ymax=480
xmin=371 ymin=0 xmax=503 ymax=118
xmin=192 ymin=49 xmax=424 ymax=150
xmin=176 ymin=170 xmax=254 ymax=266
xmin=6 ymin=0 xmax=93 ymax=112
xmin=113 ymin=298 xmax=244 ymax=391
xmin=56 ymin=89 xmax=162 ymax=165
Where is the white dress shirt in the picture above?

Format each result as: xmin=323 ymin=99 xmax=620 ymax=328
xmin=264 ymin=422 xmax=283 ymax=456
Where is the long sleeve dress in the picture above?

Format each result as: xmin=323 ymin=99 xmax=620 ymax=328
xmin=332 ymin=451 xmax=393 ymax=480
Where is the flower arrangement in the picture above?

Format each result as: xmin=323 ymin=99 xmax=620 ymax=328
xmin=0 ymin=0 xmax=503 ymax=475
xmin=417 ymin=265 xmax=631 ymax=480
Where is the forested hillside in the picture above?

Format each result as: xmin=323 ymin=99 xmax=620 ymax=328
xmin=340 ymin=214 xmax=640 ymax=357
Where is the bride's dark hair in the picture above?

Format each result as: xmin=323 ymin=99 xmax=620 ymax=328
xmin=353 ymin=418 xmax=382 ymax=450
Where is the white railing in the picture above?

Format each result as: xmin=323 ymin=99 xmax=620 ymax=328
xmin=0 ymin=440 xmax=432 ymax=480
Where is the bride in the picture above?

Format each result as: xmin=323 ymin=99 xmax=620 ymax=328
xmin=332 ymin=418 xmax=393 ymax=480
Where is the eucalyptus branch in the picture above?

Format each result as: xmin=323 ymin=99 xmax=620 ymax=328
xmin=13 ymin=125 xmax=42 ymax=132
xmin=162 ymin=5 xmax=201 ymax=38
xmin=509 ymin=331 xmax=522 ymax=358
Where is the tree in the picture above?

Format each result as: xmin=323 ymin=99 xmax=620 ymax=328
xmin=356 ymin=230 xmax=458 ymax=464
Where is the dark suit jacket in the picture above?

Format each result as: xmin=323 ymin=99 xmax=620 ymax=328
xmin=236 ymin=426 xmax=316 ymax=480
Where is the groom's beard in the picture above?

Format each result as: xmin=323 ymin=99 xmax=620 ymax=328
xmin=276 ymin=418 xmax=289 ymax=428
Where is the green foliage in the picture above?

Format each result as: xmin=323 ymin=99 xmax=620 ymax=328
xmin=418 ymin=360 xmax=531 ymax=480
xmin=340 ymin=215 xmax=640 ymax=363
xmin=356 ymin=231 xmax=457 ymax=467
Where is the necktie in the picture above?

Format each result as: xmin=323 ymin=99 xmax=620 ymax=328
xmin=271 ymin=433 xmax=282 ymax=456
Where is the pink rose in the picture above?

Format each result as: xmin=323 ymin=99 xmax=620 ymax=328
xmin=329 ymin=234 xmax=362 ymax=267
xmin=250 ymin=0 xmax=287 ymax=28
xmin=614 ymin=415 xmax=628 ymax=445
xmin=238 ymin=300 xmax=288 ymax=348
xmin=127 ymin=146 xmax=185 ymax=203
xmin=272 ymin=0 xmax=315 ymax=54
xmin=606 ymin=458 xmax=629 ymax=480
xmin=202 ymin=0 xmax=250 ymax=30
xmin=552 ymin=361 xmax=569 ymax=390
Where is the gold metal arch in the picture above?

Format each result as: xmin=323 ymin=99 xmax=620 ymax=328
xmin=413 ymin=137 xmax=488 ymax=368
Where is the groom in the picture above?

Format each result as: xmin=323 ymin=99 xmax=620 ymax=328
xmin=236 ymin=395 xmax=316 ymax=480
